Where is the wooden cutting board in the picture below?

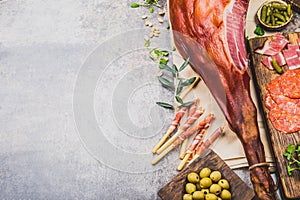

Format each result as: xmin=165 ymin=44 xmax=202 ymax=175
xmin=158 ymin=149 xmax=255 ymax=200
xmin=249 ymin=33 xmax=300 ymax=199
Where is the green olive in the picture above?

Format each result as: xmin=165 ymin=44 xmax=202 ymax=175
xmin=187 ymin=172 xmax=200 ymax=183
xmin=185 ymin=183 xmax=197 ymax=194
xmin=220 ymin=189 xmax=232 ymax=200
xmin=192 ymin=191 xmax=205 ymax=200
xmin=205 ymin=193 xmax=218 ymax=200
xmin=199 ymin=167 xmax=211 ymax=178
xmin=210 ymin=171 xmax=222 ymax=182
xmin=218 ymin=179 xmax=230 ymax=189
xmin=183 ymin=193 xmax=193 ymax=200
xmin=201 ymin=188 xmax=210 ymax=195
xmin=209 ymin=184 xmax=222 ymax=195
xmin=200 ymin=177 xmax=212 ymax=189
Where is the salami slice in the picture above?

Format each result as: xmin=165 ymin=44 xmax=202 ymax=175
xmin=265 ymin=69 xmax=300 ymax=133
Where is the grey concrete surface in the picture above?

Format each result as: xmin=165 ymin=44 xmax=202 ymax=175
xmin=1 ymin=0 xmax=299 ymax=199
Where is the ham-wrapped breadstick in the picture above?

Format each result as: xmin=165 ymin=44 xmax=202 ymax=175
xmin=152 ymin=106 xmax=187 ymax=153
xmin=156 ymin=106 xmax=204 ymax=155
xmin=152 ymin=114 xmax=214 ymax=165
xmin=179 ymin=99 xmax=200 ymax=158
xmin=189 ymin=126 xmax=224 ymax=164
xmin=177 ymin=129 xmax=206 ymax=171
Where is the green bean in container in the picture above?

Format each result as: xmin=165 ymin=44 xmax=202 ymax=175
xmin=273 ymin=13 xmax=286 ymax=22
xmin=261 ymin=5 xmax=267 ymax=22
xmin=287 ymin=3 xmax=292 ymax=16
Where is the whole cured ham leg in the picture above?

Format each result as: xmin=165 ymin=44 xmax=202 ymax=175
xmin=169 ymin=0 xmax=276 ymax=199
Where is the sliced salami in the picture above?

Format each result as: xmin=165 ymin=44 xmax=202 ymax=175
xmin=265 ymin=69 xmax=300 ymax=133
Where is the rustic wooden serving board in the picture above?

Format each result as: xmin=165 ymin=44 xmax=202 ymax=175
xmin=249 ymin=33 xmax=300 ymax=199
xmin=158 ymin=149 xmax=255 ymax=200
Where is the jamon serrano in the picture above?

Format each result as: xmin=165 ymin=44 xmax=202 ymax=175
xmin=169 ymin=0 xmax=276 ymax=199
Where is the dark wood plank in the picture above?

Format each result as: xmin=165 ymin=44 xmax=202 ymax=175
xmin=249 ymin=33 xmax=300 ymax=199
xmin=158 ymin=149 xmax=255 ymax=200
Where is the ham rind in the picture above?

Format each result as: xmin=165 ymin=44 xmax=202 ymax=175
xmin=282 ymin=48 xmax=300 ymax=70
xmin=261 ymin=52 xmax=286 ymax=70
xmin=255 ymin=32 xmax=289 ymax=56
xmin=169 ymin=0 xmax=276 ymax=199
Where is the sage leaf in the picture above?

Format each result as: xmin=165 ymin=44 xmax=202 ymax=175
xmin=175 ymin=96 xmax=183 ymax=104
xmin=156 ymin=102 xmax=174 ymax=110
xmin=179 ymin=57 xmax=190 ymax=72
xmin=181 ymin=77 xmax=196 ymax=87
xmin=179 ymin=101 xmax=194 ymax=108
xmin=158 ymin=76 xmax=173 ymax=88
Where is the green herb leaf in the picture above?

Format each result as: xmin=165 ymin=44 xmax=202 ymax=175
xmin=181 ymin=77 xmax=196 ymax=87
xmin=254 ymin=24 xmax=265 ymax=36
xmin=172 ymin=64 xmax=178 ymax=72
xmin=149 ymin=7 xmax=154 ymax=13
xmin=166 ymin=24 xmax=170 ymax=29
xmin=158 ymin=76 xmax=173 ymax=88
xmin=159 ymin=58 xmax=168 ymax=65
xmin=175 ymin=96 xmax=183 ymax=104
xmin=159 ymin=64 xmax=176 ymax=75
xmin=287 ymin=165 xmax=293 ymax=176
xmin=287 ymin=144 xmax=296 ymax=154
xmin=154 ymin=49 xmax=161 ymax=56
xmin=179 ymin=57 xmax=190 ymax=72
xmin=156 ymin=102 xmax=174 ymax=110
xmin=144 ymin=40 xmax=150 ymax=47
xmin=176 ymin=80 xmax=183 ymax=95
xmin=161 ymin=50 xmax=169 ymax=56
xmin=172 ymin=46 xmax=176 ymax=51
xmin=178 ymin=101 xmax=194 ymax=108
xmin=131 ymin=2 xmax=140 ymax=8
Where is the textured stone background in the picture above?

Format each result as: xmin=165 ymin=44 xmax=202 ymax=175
xmin=1 ymin=0 xmax=299 ymax=199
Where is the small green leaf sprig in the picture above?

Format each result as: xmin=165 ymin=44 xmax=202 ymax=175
xmin=283 ymin=143 xmax=300 ymax=176
xmin=152 ymin=52 xmax=197 ymax=110
xmin=131 ymin=0 xmax=161 ymax=13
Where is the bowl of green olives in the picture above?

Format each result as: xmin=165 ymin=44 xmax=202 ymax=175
xmin=158 ymin=149 xmax=255 ymax=200
xmin=256 ymin=0 xmax=293 ymax=30
xmin=183 ymin=167 xmax=232 ymax=200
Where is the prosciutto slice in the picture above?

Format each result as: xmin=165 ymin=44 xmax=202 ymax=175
xmin=169 ymin=0 xmax=276 ymax=199
xmin=255 ymin=32 xmax=289 ymax=56
xmin=261 ymin=52 xmax=286 ymax=70
xmin=282 ymin=43 xmax=300 ymax=70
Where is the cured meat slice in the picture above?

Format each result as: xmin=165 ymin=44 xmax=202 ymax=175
xmin=255 ymin=32 xmax=289 ymax=56
xmin=287 ymin=44 xmax=299 ymax=51
xmin=265 ymin=69 xmax=300 ymax=133
xmin=264 ymin=93 xmax=276 ymax=110
xmin=261 ymin=52 xmax=286 ymax=70
xmin=169 ymin=0 xmax=276 ymax=199
xmin=269 ymin=101 xmax=300 ymax=133
xmin=282 ymin=48 xmax=300 ymax=70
